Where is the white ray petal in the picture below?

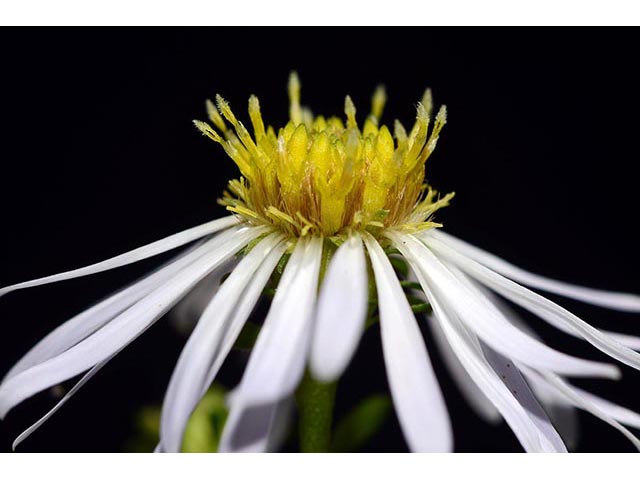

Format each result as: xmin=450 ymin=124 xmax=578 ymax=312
xmin=0 ymin=215 xmax=239 ymax=298
xmin=409 ymin=268 xmax=502 ymax=422
xmin=427 ymin=314 xmax=501 ymax=424
xmin=481 ymin=346 xmax=566 ymax=452
xmin=574 ymin=388 xmax=640 ymax=430
xmin=218 ymin=397 xmax=291 ymax=453
xmin=12 ymin=355 xmax=112 ymax=450
xmin=419 ymin=275 xmax=557 ymax=452
xmin=202 ymin=243 xmax=289 ymax=391
xmin=604 ymin=331 xmax=640 ymax=351
xmin=169 ymin=256 xmax=239 ymax=334
xmin=426 ymin=235 xmax=640 ymax=374
xmin=426 ymin=229 xmax=640 ymax=312
xmin=310 ymin=234 xmax=368 ymax=382
xmin=463 ymin=277 xmax=580 ymax=448
xmin=363 ymin=233 xmax=452 ymax=453
xmin=391 ymin=233 xmax=619 ymax=379
xmin=522 ymin=367 xmax=640 ymax=450
xmin=159 ymin=233 xmax=285 ymax=453
xmin=0 ymin=226 xmax=263 ymax=418
xmin=426 ymin=235 xmax=640 ymax=352
xmin=529 ymin=373 xmax=640 ymax=432
xmin=3 ymin=233 xmax=235 ymax=382
xmin=231 ymin=235 xmax=323 ymax=407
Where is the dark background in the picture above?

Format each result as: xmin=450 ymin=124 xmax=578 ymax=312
xmin=0 ymin=28 xmax=639 ymax=452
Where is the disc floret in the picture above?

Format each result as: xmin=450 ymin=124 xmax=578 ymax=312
xmin=195 ymin=73 xmax=454 ymax=238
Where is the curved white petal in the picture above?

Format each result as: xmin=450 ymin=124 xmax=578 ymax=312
xmin=411 ymin=264 xmax=563 ymax=452
xmin=202 ymin=244 xmax=289 ymax=391
xmin=169 ymin=256 xmax=239 ymax=334
xmin=12 ymin=356 xmax=112 ymax=450
xmin=231 ymin=236 xmax=323 ymax=408
xmin=310 ymin=234 xmax=368 ymax=382
xmin=481 ymin=346 xmax=566 ymax=452
xmin=4 ymin=233 xmax=235 ymax=382
xmin=462 ymin=278 xmax=580 ymax=447
xmin=423 ymin=235 xmax=640 ymax=350
xmin=450 ymin=263 xmax=579 ymax=449
xmin=426 ymin=229 xmax=640 ymax=312
xmin=426 ymin=235 xmax=640 ymax=374
xmin=363 ymin=233 xmax=452 ymax=453
xmin=0 ymin=226 xmax=262 ymax=418
xmin=391 ymin=233 xmax=619 ymax=379
xmin=522 ymin=367 xmax=640 ymax=450
xmin=604 ymin=331 xmax=640 ymax=352
xmin=574 ymin=388 xmax=640 ymax=430
xmin=0 ymin=215 xmax=239 ymax=298
xmin=159 ymin=233 xmax=285 ymax=453
xmin=428 ymin=314 xmax=502 ymax=424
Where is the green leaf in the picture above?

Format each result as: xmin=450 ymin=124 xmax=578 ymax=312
xmin=330 ymin=394 xmax=392 ymax=452
xmin=181 ymin=385 xmax=228 ymax=453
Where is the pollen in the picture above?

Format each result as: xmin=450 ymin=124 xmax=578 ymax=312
xmin=195 ymin=72 xmax=454 ymax=238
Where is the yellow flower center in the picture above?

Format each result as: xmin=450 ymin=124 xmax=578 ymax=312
xmin=195 ymin=73 xmax=454 ymax=238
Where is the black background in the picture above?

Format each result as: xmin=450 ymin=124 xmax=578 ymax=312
xmin=0 ymin=28 xmax=639 ymax=453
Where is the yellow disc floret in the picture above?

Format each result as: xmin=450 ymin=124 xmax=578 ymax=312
xmin=194 ymin=72 xmax=454 ymax=238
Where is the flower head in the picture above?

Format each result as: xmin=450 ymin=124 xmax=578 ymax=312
xmin=194 ymin=72 xmax=452 ymax=237
xmin=1 ymin=74 xmax=640 ymax=453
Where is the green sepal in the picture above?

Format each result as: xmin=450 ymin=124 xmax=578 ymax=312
xmin=388 ymin=255 xmax=409 ymax=277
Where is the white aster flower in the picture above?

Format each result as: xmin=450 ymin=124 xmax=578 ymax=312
xmin=1 ymin=73 xmax=640 ymax=453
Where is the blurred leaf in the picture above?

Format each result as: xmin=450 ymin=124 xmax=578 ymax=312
xmin=126 ymin=385 xmax=229 ymax=452
xmin=181 ymin=385 xmax=228 ymax=453
xmin=330 ymin=394 xmax=392 ymax=452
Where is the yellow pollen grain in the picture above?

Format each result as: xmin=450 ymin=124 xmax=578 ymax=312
xmin=195 ymin=73 xmax=454 ymax=238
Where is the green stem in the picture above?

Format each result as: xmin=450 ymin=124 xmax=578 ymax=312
xmin=295 ymin=371 xmax=337 ymax=452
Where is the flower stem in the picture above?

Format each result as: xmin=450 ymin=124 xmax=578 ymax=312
xmin=295 ymin=371 xmax=338 ymax=452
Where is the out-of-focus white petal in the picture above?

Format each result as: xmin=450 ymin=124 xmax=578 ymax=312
xmin=218 ymin=397 xmax=292 ymax=453
xmin=363 ymin=233 xmax=452 ymax=453
xmin=4 ymin=233 xmax=236 ymax=382
xmin=0 ymin=215 xmax=240 ymax=298
xmin=310 ymin=234 xmax=368 ymax=382
xmin=159 ymin=233 xmax=285 ymax=453
xmin=426 ymin=229 xmax=640 ymax=312
xmin=231 ymin=236 xmax=323 ymax=408
xmin=410 ymin=261 xmax=562 ymax=452
xmin=522 ymin=367 xmax=640 ymax=450
xmin=427 ymin=314 xmax=502 ymax=424
xmin=426 ymin=235 xmax=640 ymax=374
xmin=391 ymin=233 xmax=619 ymax=379
xmin=0 ymin=226 xmax=263 ymax=418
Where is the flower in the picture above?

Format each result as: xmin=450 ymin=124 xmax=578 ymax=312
xmin=2 ymin=73 xmax=640 ymax=453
